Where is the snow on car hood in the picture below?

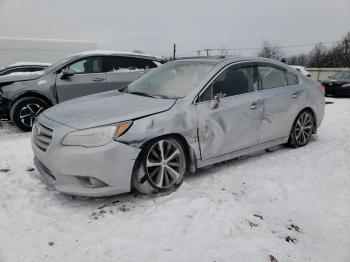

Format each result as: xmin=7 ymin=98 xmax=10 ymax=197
xmin=43 ymin=90 xmax=176 ymax=129
xmin=0 ymin=71 xmax=44 ymax=84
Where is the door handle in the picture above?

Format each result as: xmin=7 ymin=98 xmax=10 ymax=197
xmin=92 ymin=78 xmax=105 ymax=82
xmin=292 ymin=91 xmax=302 ymax=98
xmin=249 ymin=100 xmax=263 ymax=110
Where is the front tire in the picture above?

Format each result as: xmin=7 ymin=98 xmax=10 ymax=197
xmin=132 ymin=137 xmax=186 ymax=195
xmin=10 ymin=97 xmax=49 ymax=132
xmin=288 ymin=110 xmax=314 ymax=148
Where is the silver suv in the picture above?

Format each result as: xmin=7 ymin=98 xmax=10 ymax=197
xmin=0 ymin=51 xmax=163 ymax=131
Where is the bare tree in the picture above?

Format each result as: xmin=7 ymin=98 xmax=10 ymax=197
xmin=257 ymin=41 xmax=284 ymax=60
xmin=308 ymin=43 xmax=327 ymax=67
xmin=287 ymin=31 xmax=350 ymax=68
xmin=287 ymin=54 xmax=310 ymax=66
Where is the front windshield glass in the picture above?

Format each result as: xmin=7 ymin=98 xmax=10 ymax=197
xmin=44 ymin=56 xmax=77 ymax=74
xmin=332 ymin=71 xmax=350 ymax=79
xmin=127 ymin=61 xmax=217 ymax=99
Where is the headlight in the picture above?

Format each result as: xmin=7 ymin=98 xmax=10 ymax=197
xmin=342 ymin=83 xmax=350 ymax=88
xmin=62 ymin=121 xmax=132 ymax=147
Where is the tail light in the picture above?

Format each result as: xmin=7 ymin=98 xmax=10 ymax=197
xmin=318 ymin=85 xmax=325 ymax=96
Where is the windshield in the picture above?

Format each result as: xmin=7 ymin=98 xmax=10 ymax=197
xmin=126 ymin=61 xmax=217 ymax=99
xmin=44 ymin=56 xmax=77 ymax=74
xmin=331 ymin=71 xmax=350 ymax=80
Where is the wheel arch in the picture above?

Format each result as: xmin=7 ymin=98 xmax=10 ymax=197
xmin=291 ymin=107 xmax=317 ymax=134
xmin=10 ymin=91 xmax=54 ymax=108
xmin=138 ymin=133 xmax=197 ymax=174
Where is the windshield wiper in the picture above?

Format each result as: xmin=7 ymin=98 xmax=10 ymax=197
xmin=118 ymin=85 xmax=128 ymax=93
xmin=128 ymin=91 xmax=162 ymax=98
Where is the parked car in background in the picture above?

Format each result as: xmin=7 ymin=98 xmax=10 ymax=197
xmin=291 ymin=65 xmax=312 ymax=78
xmin=0 ymin=62 xmax=50 ymax=76
xmin=0 ymin=51 xmax=163 ymax=131
xmin=321 ymin=70 xmax=350 ymax=97
xmin=32 ymin=57 xmax=325 ymax=197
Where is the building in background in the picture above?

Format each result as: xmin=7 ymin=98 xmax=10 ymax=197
xmin=0 ymin=37 xmax=97 ymax=67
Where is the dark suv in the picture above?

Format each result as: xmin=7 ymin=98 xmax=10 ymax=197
xmin=0 ymin=51 xmax=163 ymax=131
xmin=322 ymin=70 xmax=350 ymax=97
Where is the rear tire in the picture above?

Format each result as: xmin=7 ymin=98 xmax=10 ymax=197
xmin=288 ymin=110 xmax=314 ymax=148
xmin=10 ymin=97 xmax=49 ymax=132
xmin=132 ymin=137 xmax=186 ymax=195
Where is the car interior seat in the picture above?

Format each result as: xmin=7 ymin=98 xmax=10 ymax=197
xmin=221 ymin=70 xmax=249 ymax=96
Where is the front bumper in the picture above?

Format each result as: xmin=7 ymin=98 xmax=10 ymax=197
xmin=32 ymin=114 xmax=141 ymax=197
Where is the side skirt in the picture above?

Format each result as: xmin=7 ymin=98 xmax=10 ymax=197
xmin=197 ymin=136 xmax=289 ymax=168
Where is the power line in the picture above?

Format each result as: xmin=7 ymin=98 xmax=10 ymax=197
xmin=177 ymin=40 xmax=342 ymax=57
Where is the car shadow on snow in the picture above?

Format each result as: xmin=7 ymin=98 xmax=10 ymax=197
xmin=186 ymin=135 xmax=320 ymax=183
xmin=30 ymin=168 xmax=165 ymax=219
xmin=28 ymin=136 xmax=320 ymax=220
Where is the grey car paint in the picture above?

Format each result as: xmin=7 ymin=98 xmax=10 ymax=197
xmin=0 ymin=64 xmax=49 ymax=76
xmin=43 ymin=91 xmax=176 ymax=129
xmin=0 ymin=51 xmax=162 ymax=125
xmin=32 ymin=57 xmax=325 ymax=197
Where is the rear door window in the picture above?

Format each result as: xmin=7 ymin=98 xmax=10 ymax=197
xmin=135 ymin=58 xmax=157 ymax=69
xmin=285 ymin=71 xmax=299 ymax=86
xmin=258 ymin=66 xmax=287 ymax=89
xmin=107 ymin=56 xmax=140 ymax=72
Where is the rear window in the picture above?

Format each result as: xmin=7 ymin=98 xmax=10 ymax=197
xmin=107 ymin=56 xmax=139 ymax=72
xmin=258 ymin=66 xmax=287 ymax=89
xmin=285 ymin=71 xmax=299 ymax=86
xmin=135 ymin=58 xmax=157 ymax=69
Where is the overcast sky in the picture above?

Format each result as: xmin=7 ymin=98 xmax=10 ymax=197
xmin=0 ymin=0 xmax=349 ymax=57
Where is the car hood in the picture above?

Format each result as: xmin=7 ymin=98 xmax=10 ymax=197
xmin=0 ymin=72 xmax=43 ymax=84
xmin=43 ymin=91 xmax=177 ymax=129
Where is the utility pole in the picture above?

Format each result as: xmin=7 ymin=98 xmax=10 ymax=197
xmin=173 ymin=43 xmax=176 ymax=60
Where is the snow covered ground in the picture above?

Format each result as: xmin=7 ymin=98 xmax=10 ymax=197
xmin=0 ymin=97 xmax=349 ymax=262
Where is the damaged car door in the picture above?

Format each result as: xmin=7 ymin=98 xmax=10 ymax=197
xmin=196 ymin=64 xmax=263 ymax=160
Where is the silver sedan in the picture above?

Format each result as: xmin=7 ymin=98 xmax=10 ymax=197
xmin=31 ymin=57 xmax=325 ymax=197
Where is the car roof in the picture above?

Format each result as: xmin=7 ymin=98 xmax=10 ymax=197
xmin=72 ymin=50 xmax=164 ymax=61
xmin=172 ymin=56 xmax=290 ymax=68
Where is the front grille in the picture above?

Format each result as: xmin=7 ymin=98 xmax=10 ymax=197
xmin=33 ymin=121 xmax=53 ymax=152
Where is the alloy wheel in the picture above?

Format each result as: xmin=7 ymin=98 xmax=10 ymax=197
xmin=145 ymin=140 xmax=184 ymax=189
xmin=19 ymin=103 xmax=44 ymax=128
xmin=294 ymin=111 xmax=313 ymax=145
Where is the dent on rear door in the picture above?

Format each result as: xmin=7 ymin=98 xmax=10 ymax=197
xmin=259 ymin=85 xmax=306 ymax=143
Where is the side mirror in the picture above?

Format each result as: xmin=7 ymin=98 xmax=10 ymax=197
xmin=210 ymin=93 xmax=225 ymax=109
xmin=61 ymin=68 xmax=75 ymax=78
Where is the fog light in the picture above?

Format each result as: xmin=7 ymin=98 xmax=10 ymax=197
xmin=78 ymin=177 xmax=108 ymax=188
